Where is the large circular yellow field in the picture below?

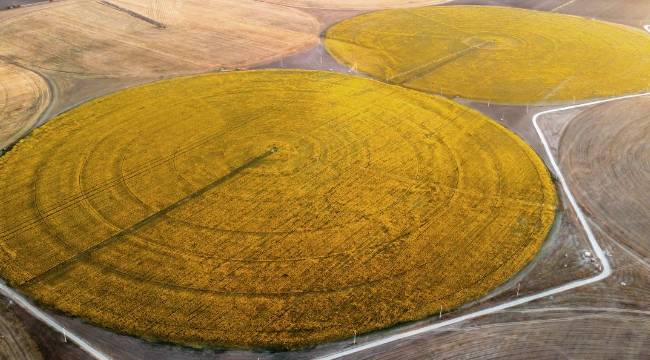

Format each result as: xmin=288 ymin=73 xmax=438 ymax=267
xmin=0 ymin=70 xmax=556 ymax=349
xmin=325 ymin=6 xmax=650 ymax=104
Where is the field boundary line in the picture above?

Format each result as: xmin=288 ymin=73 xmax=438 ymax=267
xmin=0 ymin=281 xmax=112 ymax=360
xmin=317 ymin=90 xmax=650 ymax=359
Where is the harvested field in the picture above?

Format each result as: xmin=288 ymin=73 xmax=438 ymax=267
xmin=450 ymin=0 xmax=650 ymax=27
xmin=549 ymin=0 xmax=650 ymax=26
xmin=348 ymin=312 xmax=650 ymax=359
xmin=324 ymin=6 xmax=650 ymax=104
xmin=261 ymin=0 xmax=448 ymax=10
xmin=0 ymin=0 xmax=319 ymax=77
xmin=0 ymin=70 xmax=556 ymax=349
xmin=560 ymin=96 xmax=650 ymax=262
xmin=0 ymin=62 xmax=50 ymax=150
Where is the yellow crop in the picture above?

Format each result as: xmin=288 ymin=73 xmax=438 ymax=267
xmin=0 ymin=70 xmax=556 ymax=349
xmin=325 ymin=6 xmax=650 ymax=104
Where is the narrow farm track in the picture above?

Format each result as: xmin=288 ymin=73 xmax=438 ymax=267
xmin=346 ymin=314 xmax=650 ymax=359
xmin=450 ymin=0 xmax=650 ymax=26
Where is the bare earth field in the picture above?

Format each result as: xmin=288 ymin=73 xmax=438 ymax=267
xmin=0 ymin=0 xmax=319 ymax=78
xmin=0 ymin=0 xmax=648 ymax=359
xmin=560 ymin=97 xmax=650 ymax=268
xmin=0 ymin=62 xmax=50 ymax=150
xmin=344 ymin=312 xmax=650 ymax=359
xmin=452 ymin=0 xmax=650 ymax=27
xmin=0 ymin=300 xmax=42 ymax=360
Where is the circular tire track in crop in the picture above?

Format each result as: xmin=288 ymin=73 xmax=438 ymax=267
xmin=325 ymin=6 xmax=650 ymax=104
xmin=0 ymin=70 xmax=556 ymax=349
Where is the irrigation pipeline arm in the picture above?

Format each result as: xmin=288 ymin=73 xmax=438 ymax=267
xmin=317 ymin=91 xmax=650 ymax=360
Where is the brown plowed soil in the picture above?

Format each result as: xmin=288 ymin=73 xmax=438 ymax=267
xmin=560 ymin=97 xmax=650 ymax=262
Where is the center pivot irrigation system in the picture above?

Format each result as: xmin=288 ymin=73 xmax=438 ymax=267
xmin=0 ymin=21 xmax=649 ymax=360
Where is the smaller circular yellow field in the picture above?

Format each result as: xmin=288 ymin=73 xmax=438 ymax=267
xmin=325 ymin=6 xmax=650 ymax=104
xmin=0 ymin=70 xmax=555 ymax=349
